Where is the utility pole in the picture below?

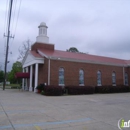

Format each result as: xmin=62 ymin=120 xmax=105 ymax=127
xmin=3 ymin=0 xmax=14 ymax=90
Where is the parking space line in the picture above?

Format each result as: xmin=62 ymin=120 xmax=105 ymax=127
xmin=0 ymin=117 xmax=92 ymax=129
xmin=34 ymin=126 xmax=42 ymax=130
xmin=0 ymin=110 xmax=43 ymax=114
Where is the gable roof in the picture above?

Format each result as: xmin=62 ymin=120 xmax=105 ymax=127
xmin=37 ymin=49 xmax=129 ymax=66
xmin=22 ymin=50 xmax=44 ymax=68
xmin=30 ymin=50 xmax=43 ymax=58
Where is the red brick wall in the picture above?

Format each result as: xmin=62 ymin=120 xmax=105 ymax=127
xmin=38 ymin=58 xmax=49 ymax=85
xmin=37 ymin=58 xmax=129 ymax=86
xmin=31 ymin=42 xmax=54 ymax=51
xmin=127 ymin=67 xmax=130 ymax=84
xmin=48 ymin=59 xmax=126 ymax=86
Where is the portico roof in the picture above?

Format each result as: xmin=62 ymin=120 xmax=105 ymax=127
xmin=22 ymin=50 xmax=44 ymax=68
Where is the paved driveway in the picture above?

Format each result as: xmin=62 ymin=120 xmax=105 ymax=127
xmin=0 ymin=89 xmax=130 ymax=130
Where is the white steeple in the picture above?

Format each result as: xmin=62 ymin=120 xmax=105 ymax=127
xmin=36 ymin=22 xmax=49 ymax=43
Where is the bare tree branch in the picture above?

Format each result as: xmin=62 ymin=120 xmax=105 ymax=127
xmin=17 ymin=39 xmax=32 ymax=61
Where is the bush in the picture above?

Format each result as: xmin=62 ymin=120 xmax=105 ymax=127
xmin=95 ymin=85 xmax=130 ymax=93
xmin=41 ymin=91 xmax=45 ymax=95
xmin=36 ymin=83 xmax=45 ymax=92
xmin=44 ymin=85 xmax=63 ymax=96
xmin=11 ymin=86 xmax=19 ymax=89
xmin=66 ymin=86 xmax=95 ymax=95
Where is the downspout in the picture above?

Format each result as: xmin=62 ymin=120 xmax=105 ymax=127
xmin=48 ymin=58 xmax=50 ymax=85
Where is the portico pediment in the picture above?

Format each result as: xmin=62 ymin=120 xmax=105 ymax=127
xmin=22 ymin=51 xmax=44 ymax=68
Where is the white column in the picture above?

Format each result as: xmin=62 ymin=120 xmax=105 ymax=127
xmin=34 ymin=63 xmax=38 ymax=93
xmin=29 ymin=65 xmax=33 ymax=91
xmin=22 ymin=68 xmax=25 ymax=90
xmin=25 ymin=67 xmax=28 ymax=91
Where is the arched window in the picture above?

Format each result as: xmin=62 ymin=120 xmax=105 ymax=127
xmin=97 ymin=71 xmax=101 ymax=86
xmin=59 ymin=68 xmax=64 ymax=85
xmin=79 ymin=69 xmax=84 ymax=85
xmin=112 ymin=72 xmax=116 ymax=86
xmin=125 ymin=73 xmax=128 ymax=86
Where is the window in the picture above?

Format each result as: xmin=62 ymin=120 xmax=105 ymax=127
xmin=97 ymin=71 xmax=101 ymax=86
xmin=59 ymin=68 xmax=64 ymax=85
xmin=112 ymin=72 xmax=116 ymax=86
xmin=125 ymin=73 xmax=128 ymax=86
xmin=39 ymin=28 xmax=42 ymax=35
xmin=79 ymin=69 xmax=84 ymax=85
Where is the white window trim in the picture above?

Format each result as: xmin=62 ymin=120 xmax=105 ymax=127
xmin=97 ymin=71 xmax=102 ymax=86
xmin=97 ymin=84 xmax=102 ymax=86
xmin=59 ymin=68 xmax=65 ymax=86
xmin=112 ymin=72 xmax=116 ymax=86
xmin=112 ymin=84 xmax=116 ymax=86
xmin=79 ymin=69 xmax=84 ymax=86
xmin=124 ymin=73 xmax=129 ymax=86
xmin=79 ymin=84 xmax=85 ymax=86
xmin=59 ymin=84 xmax=65 ymax=87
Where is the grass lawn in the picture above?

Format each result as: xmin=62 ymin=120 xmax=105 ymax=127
xmin=0 ymin=84 xmax=20 ymax=89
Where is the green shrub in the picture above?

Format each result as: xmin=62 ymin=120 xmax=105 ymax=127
xmin=95 ymin=85 xmax=129 ymax=93
xmin=66 ymin=86 xmax=95 ymax=95
xmin=36 ymin=83 xmax=45 ymax=92
xmin=41 ymin=91 xmax=45 ymax=95
xmin=11 ymin=86 xmax=19 ymax=89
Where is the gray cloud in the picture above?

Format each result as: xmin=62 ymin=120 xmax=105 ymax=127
xmin=0 ymin=0 xmax=130 ymax=71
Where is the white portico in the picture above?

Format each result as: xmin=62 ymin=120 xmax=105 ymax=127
xmin=22 ymin=51 xmax=44 ymax=92
xmin=22 ymin=22 xmax=49 ymax=92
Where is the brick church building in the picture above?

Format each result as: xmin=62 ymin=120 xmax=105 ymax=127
xmin=19 ymin=22 xmax=130 ymax=92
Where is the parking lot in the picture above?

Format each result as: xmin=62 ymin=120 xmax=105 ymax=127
xmin=0 ymin=88 xmax=130 ymax=130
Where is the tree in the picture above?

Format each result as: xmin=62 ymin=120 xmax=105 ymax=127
xmin=18 ymin=39 xmax=32 ymax=61
xmin=67 ymin=47 xmax=79 ymax=53
xmin=0 ymin=71 xmax=4 ymax=82
xmin=8 ymin=61 xmax=22 ymax=84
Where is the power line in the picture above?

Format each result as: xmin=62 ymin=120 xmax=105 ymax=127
xmin=9 ymin=0 xmax=22 ymax=56
xmin=4 ymin=0 xmax=9 ymax=58
xmin=4 ymin=0 xmax=9 ymax=35
xmin=13 ymin=0 xmax=22 ymax=37
xmin=10 ymin=0 xmax=17 ymax=33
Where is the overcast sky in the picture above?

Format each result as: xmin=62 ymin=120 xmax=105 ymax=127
xmin=0 ymin=0 xmax=130 ymax=71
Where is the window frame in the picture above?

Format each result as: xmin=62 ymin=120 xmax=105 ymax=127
xmin=97 ymin=70 xmax=102 ymax=86
xmin=79 ymin=69 xmax=84 ymax=86
xmin=59 ymin=67 xmax=65 ymax=86
xmin=112 ymin=71 xmax=116 ymax=86
xmin=124 ymin=72 xmax=128 ymax=86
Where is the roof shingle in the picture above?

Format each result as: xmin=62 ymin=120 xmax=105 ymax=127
xmin=37 ymin=49 xmax=128 ymax=66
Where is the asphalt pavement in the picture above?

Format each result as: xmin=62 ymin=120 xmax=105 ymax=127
xmin=0 ymin=88 xmax=130 ymax=130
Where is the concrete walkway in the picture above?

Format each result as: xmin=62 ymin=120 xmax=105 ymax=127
xmin=0 ymin=89 xmax=130 ymax=130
